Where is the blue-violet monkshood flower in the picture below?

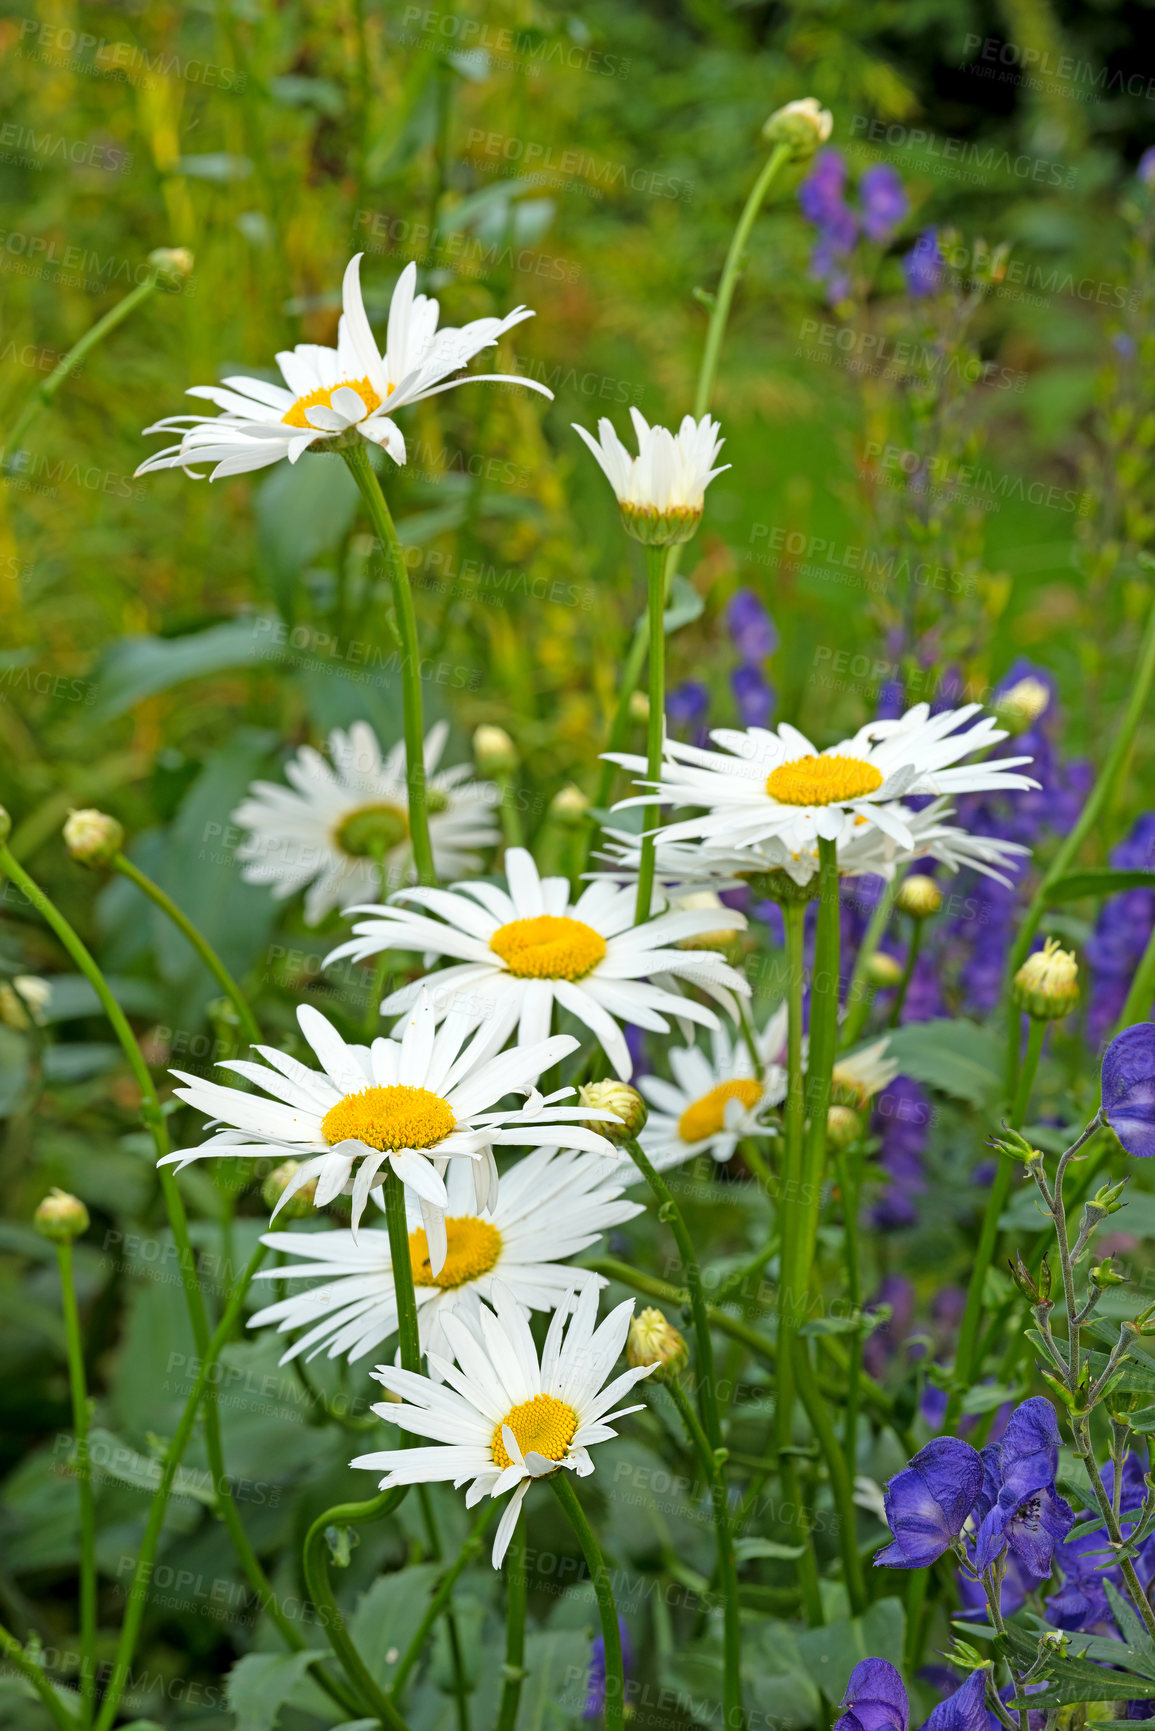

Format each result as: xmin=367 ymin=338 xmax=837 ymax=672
xmin=972 ymin=1396 xmax=1073 ymax=1579
xmin=1102 ymin=1023 xmax=1155 ymax=1158
xmin=875 ymin=1435 xmax=984 ymax=1568
xmin=836 ymin=1662 xmax=989 ymax=1731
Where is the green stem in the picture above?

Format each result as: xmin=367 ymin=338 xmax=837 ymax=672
xmin=944 ymin=1015 xmax=1047 ymax=1433
xmin=549 ymin=1474 xmax=624 ymax=1731
xmin=56 ymin=1240 xmax=96 ymax=1727
xmin=887 ymin=917 xmax=922 ymax=1029
xmin=0 ymin=1619 xmax=76 ymax=1731
xmin=796 ymin=839 xmax=841 ymax=1286
xmin=667 ymin=1380 xmax=745 ymax=1731
xmin=775 ymin=898 xmax=807 ymax=1546
xmin=3 ymin=270 xmax=162 ymax=473
xmin=494 ymin=1512 xmax=527 ymax=1731
xmin=495 ymin=774 xmax=524 ymax=850
xmin=93 ymin=1243 xmax=268 ymax=1731
xmin=383 ymin=1168 xmax=421 ymax=1372
xmin=634 ymin=545 xmax=669 ymax=926
xmin=391 ymin=1504 xmax=497 ymax=1699
xmin=301 ymin=1490 xmax=412 ymax=1731
xmin=841 ymin=868 xmax=907 ymax=1050
xmin=791 ymin=1339 xmax=866 ymax=1615
xmin=111 ymin=853 xmax=262 ymax=1046
xmin=415 ymin=1487 xmax=471 ymax=1731
xmin=584 ymin=619 xmax=650 ymax=879
xmin=694 ymin=141 xmax=792 ymax=419
xmin=342 ymin=443 xmax=436 ymax=886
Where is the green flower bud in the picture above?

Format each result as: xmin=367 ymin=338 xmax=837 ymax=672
xmin=619 ymin=500 xmax=702 ymax=547
xmin=865 ymin=950 xmax=905 ymax=989
xmin=627 ymin=1307 xmax=689 ymax=1383
xmin=826 ymin=1105 xmax=862 ymax=1150
xmin=63 ymin=808 xmax=124 ymax=867
xmin=149 ymin=246 xmax=194 ymax=286
xmin=896 ymin=875 xmax=943 ymax=920
xmin=549 ymin=784 xmax=590 ymax=827
xmin=578 ymin=1080 xmax=647 ymax=1142
xmin=1012 ymin=938 xmax=1079 ymax=1020
xmin=34 ymin=1188 xmax=90 ymax=1242
xmin=472 ymin=724 xmax=518 ymax=777
xmin=262 ymin=1160 xmax=317 ymax=1219
xmin=761 ymin=98 xmax=834 ymax=160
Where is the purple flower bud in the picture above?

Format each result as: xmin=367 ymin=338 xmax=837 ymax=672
xmin=725 ymin=588 xmax=778 ymax=661
xmin=835 ymin=1659 xmax=909 ymax=1731
xmin=1102 ymin=1024 xmax=1155 ymax=1158
xmin=875 ymin=1436 xmax=984 ymax=1569
xmin=666 ymin=680 xmax=709 ymax=743
xmin=731 ymin=664 xmax=774 ymax=728
xmin=903 ymin=229 xmax=944 ymax=298
xmin=859 ymin=164 xmax=908 ymax=243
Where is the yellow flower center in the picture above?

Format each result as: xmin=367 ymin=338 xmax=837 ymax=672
xmin=282 ymin=375 xmax=389 ymax=429
xmin=678 ymin=1077 xmax=763 ymax=1144
xmin=492 ymin=1393 xmax=579 ymax=1471
xmin=320 ymin=1084 xmax=456 ymax=1152
xmin=489 ymin=915 xmax=607 ymax=980
xmin=409 ymin=1216 xmax=503 ymax=1288
xmin=765 ymin=754 xmax=884 ymax=807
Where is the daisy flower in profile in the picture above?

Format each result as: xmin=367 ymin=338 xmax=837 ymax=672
xmin=635 ymin=1007 xmax=789 ymax=1174
xmin=831 ymin=1038 xmax=898 ymax=1108
xmin=326 ymin=847 xmax=750 ymax=1079
xmin=161 ymin=994 xmax=619 ymax=1269
xmin=232 ymin=720 xmax=498 ymax=926
xmin=351 ymin=1284 xmax=655 ymax=1567
xmin=573 ymin=408 xmax=728 ymax=545
xmin=250 ymin=1147 xmax=643 ymax=1366
xmin=136 ymin=254 xmax=550 ymax=481
xmin=609 ymin=706 xmax=1038 ymax=856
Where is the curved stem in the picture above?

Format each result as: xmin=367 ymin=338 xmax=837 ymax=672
xmin=634 ymin=545 xmax=670 ymax=926
xmin=549 ymin=1473 xmax=624 ymax=1731
xmin=111 ymin=853 xmax=262 ymax=1046
xmin=301 ymin=1490 xmax=412 ymax=1731
xmin=342 ymin=442 xmax=436 ymax=886
xmin=494 ymin=1512 xmax=527 ymax=1731
xmin=56 ymin=1240 xmax=96 ymax=1727
xmin=667 ymin=1379 xmax=745 ymax=1730
xmin=0 ymin=1619 xmax=77 ymax=1731
xmin=383 ymin=1169 xmax=421 ymax=1372
xmin=694 ymin=141 xmax=792 ymax=419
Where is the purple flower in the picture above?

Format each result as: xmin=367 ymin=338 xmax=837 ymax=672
xmin=1102 ymin=1024 xmax=1155 ymax=1158
xmin=923 ymin=1672 xmax=988 ymax=1731
xmin=835 ymin=1659 xmax=909 ymax=1731
xmin=972 ymin=1398 xmax=1072 ymax=1579
xmin=903 ymin=230 xmax=944 ymax=298
xmin=725 ymin=589 xmax=778 ymax=662
xmin=1048 ymin=1452 xmax=1154 ymax=1634
xmin=1139 ymin=146 xmax=1155 ymax=187
xmin=584 ymin=1618 xmax=632 ymax=1719
xmin=799 ymin=150 xmax=851 ymax=227
xmin=666 ymin=679 xmax=709 ymax=746
xmin=860 ymin=164 xmax=908 ymax=243
xmin=731 ymin=664 xmax=774 ymax=728
xmin=875 ymin=1437 xmax=984 ymax=1569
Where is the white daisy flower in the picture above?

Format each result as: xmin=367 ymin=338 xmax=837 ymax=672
xmin=609 ymin=705 xmax=1038 ymax=856
xmin=351 ymin=1284 xmax=656 ymax=1567
xmin=635 ymin=1007 xmax=789 ymax=1174
xmin=136 ymin=254 xmax=551 ymax=481
xmin=250 ymin=1147 xmax=643 ymax=1367
xmin=161 ymin=994 xmax=619 ymax=1270
xmin=232 ymin=720 xmax=498 ymax=926
xmin=831 ymin=1037 xmax=898 ymax=1108
xmin=325 ymin=846 xmax=751 ymax=1080
xmin=572 ymin=408 xmax=728 ymax=545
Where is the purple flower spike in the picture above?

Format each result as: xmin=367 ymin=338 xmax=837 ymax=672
xmin=973 ymin=1397 xmax=1073 ymax=1579
xmin=1102 ymin=1024 xmax=1155 ymax=1158
xmin=922 ymin=1672 xmax=988 ymax=1731
xmin=875 ymin=1436 xmax=984 ymax=1569
xmin=835 ymin=1658 xmax=909 ymax=1731
xmin=860 ymin=163 xmax=908 ymax=243
xmin=725 ymin=588 xmax=778 ymax=662
xmin=731 ymin=664 xmax=774 ymax=728
xmin=903 ymin=230 xmax=944 ymax=299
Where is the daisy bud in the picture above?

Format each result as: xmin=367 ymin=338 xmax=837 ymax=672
xmin=996 ymin=675 xmax=1050 ymax=735
xmin=34 ymin=1188 xmax=89 ymax=1242
xmin=826 ymin=1105 xmax=862 ymax=1150
xmin=866 ymin=951 xmax=904 ymax=989
xmin=63 ymin=808 xmax=124 ymax=868
xmin=627 ymin=1307 xmax=689 ymax=1383
xmin=0 ymin=976 xmax=50 ymax=1031
xmin=0 ymin=806 xmax=10 ymax=843
xmin=473 ymin=724 xmax=518 ymax=777
xmin=549 ymin=784 xmax=590 ymax=827
xmin=761 ymin=97 xmax=834 ymax=159
xmin=578 ymin=1080 xmax=647 ymax=1143
xmin=262 ymin=1160 xmax=318 ymax=1219
xmin=573 ymin=412 xmax=727 ymax=548
xmin=149 ymin=246 xmax=195 ymax=285
xmin=1012 ymin=938 xmax=1079 ymax=1020
xmin=628 ymin=691 xmax=650 ymax=723
xmin=896 ymin=875 xmax=943 ymax=920
xmin=747 ymin=868 xmax=822 ymax=906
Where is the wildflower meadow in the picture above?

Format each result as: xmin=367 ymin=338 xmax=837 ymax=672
xmin=6 ymin=4 xmax=1155 ymax=1731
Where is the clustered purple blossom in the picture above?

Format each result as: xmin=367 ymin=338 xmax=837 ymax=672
xmin=835 ymin=1661 xmax=987 ymax=1731
xmin=1087 ymin=814 xmax=1155 ymax=1040
xmin=725 ymin=589 xmax=777 ymax=727
xmin=666 ymin=678 xmax=709 ymax=747
xmin=798 ymin=152 xmax=909 ymax=302
xmin=871 ymin=1077 xmax=931 ymax=1229
xmin=902 ymin=228 xmax=945 ymax=299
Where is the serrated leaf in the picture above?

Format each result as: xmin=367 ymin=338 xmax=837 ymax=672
xmin=225 ymin=1651 xmax=327 ymax=1731
xmin=880 ymin=1019 xmax=1001 ymax=1105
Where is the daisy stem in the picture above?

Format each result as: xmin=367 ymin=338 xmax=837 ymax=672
xmin=494 ymin=1513 xmax=527 ymax=1731
xmin=789 ymin=1338 xmax=867 ymax=1616
xmin=584 ymin=622 xmax=649 ymax=873
xmin=415 ymin=1487 xmax=472 ymax=1731
xmin=694 ymin=141 xmax=791 ymax=421
xmin=943 ymin=1015 xmax=1047 ymax=1434
xmin=634 ymin=545 xmax=671 ymax=926
xmin=301 ymin=1490 xmax=413 ymax=1731
xmin=0 ymin=1618 xmax=77 ymax=1731
xmin=834 ymin=1148 xmax=862 ymax=1477
xmin=383 ymin=1169 xmax=423 ymax=1372
xmin=549 ymin=1473 xmax=625 ymax=1731
xmin=840 ymin=867 xmax=908 ymax=1051
xmin=55 ymin=1237 xmax=97 ymax=1728
xmin=110 ymin=852 xmax=263 ymax=1046
xmin=342 ymin=442 xmax=436 ymax=888
xmin=886 ymin=914 xmax=923 ymax=1028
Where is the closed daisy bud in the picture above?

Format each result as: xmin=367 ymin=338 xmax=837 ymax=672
xmin=63 ymin=808 xmax=124 ymax=867
xmin=762 ymin=97 xmax=834 ymax=158
xmin=579 ymin=1080 xmax=648 ymax=1142
xmin=549 ymin=784 xmax=590 ymax=827
xmin=996 ymin=676 xmax=1050 ymax=735
xmin=473 ymin=724 xmax=518 ymax=777
xmin=573 ymin=410 xmax=728 ymax=548
xmin=1012 ymin=938 xmax=1079 ymax=1020
xmin=149 ymin=246 xmax=194 ymax=284
xmin=261 ymin=1160 xmax=318 ymax=1219
xmin=627 ymin=1307 xmax=689 ymax=1382
xmin=826 ymin=1105 xmax=862 ymax=1149
xmin=628 ymin=691 xmax=650 ymax=723
xmin=896 ymin=875 xmax=943 ymax=920
xmin=866 ymin=951 xmax=904 ymax=989
xmin=34 ymin=1188 xmax=89 ymax=1242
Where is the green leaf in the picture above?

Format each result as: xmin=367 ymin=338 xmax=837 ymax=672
xmin=795 ymin=1598 xmax=906 ymax=1705
xmin=347 ymin=1563 xmax=441 ymax=1689
xmin=663 ymin=575 xmax=704 ymax=634
xmin=225 ymin=1651 xmax=327 ymax=1731
xmin=254 ymin=454 xmax=360 ymax=618
xmin=1046 ymin=868 xmax=1155 ymax=902
xmin=1104 ymin=1580 xmax=1155 ymax=1665
xmin=91 ymin=620 xmax=278 ymax=720
xmin=879 ymin=1019 xmax=1001 ymax=1105
xmin=733 ymin=1538 xmax=806 ymax=1561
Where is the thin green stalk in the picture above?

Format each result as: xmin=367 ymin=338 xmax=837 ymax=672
xmin=93 ymin=1243 xmax=268 ymax=1731
xmin=666 ymin=1379 xmax=745 ymax=1731
xmin=302 ymin=1490 xmax=412 ymax=1731
xmin=416 ymin=1486 xmax=471 ymax=1731
xmin=391 ymin=1504 xmax=498 ymax=1699
xmin=775 ymin=898 xmax=807 ymax=1537
xmin=887 ymin=918 xmax=922 ymax=1029
xmin=383 ymin=1169 xmax=421 ymax=1372
xmin=342 ymin=442 xmax=436 ymax=886
xmin=549 ymin=1474 xmax=624 ymax=1731
xmin=841 ymin=868 xmax=907 ymax=1050
xmin=0 ymin=1619 xmax=76 ymax=1731
xmin=111 ymin=853 xmax=262 ymax=1046
xmin=3 ymin=268 xmax=164 ymax=473
xmin=56 ymin=1239 xmax=96 ymax=1727
xmin=494 ymin=1513 xmax=527 ymax=1731
xmin=943 ymin=1015 xmax=1047 ymax=1433
xmin=796 ymin=838 xmax=841 ymax=1287
xmin=495 ymin=775 xmax=524 ymax=850
xmin=791 ymin=1339 xmax=866 ymax=1616
xmin=584 ymin=619 xmax=649 ymax=877
xmin=694 ymin=141 xmax=792 ymax=419
xmin=634 ymin=545 xmax=670 ymax=925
